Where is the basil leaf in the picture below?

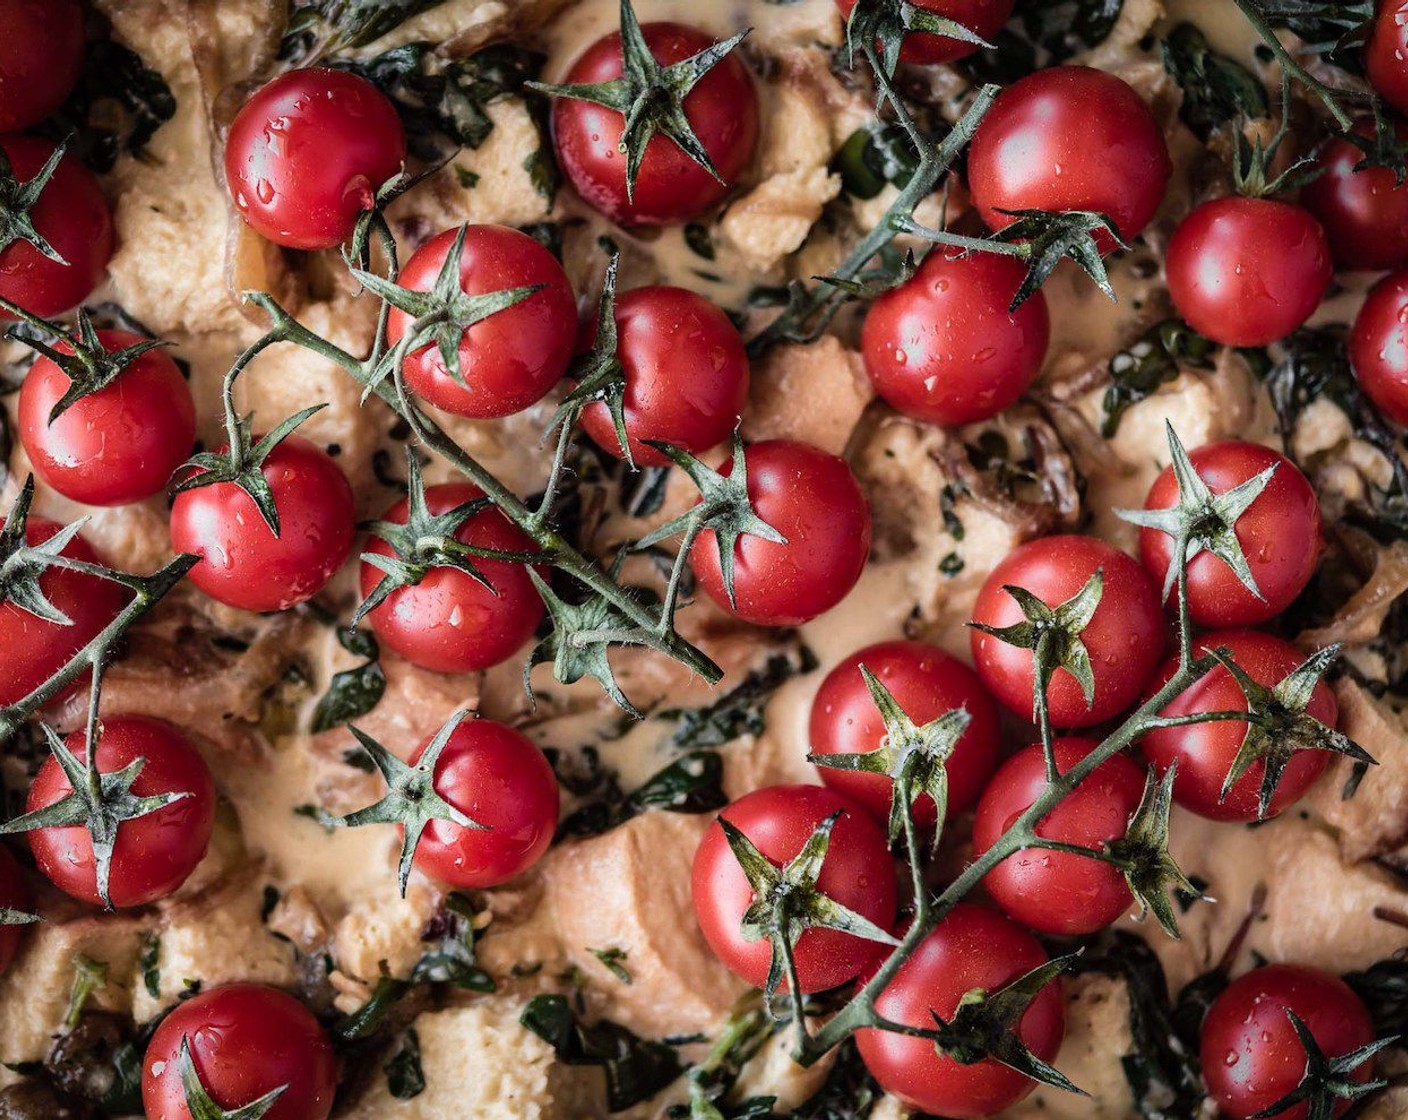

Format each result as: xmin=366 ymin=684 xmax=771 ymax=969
xmin=385 ymin=1029 xmax=426 ymax=1099
xmin=833 ymin=122 xmax=919 ymax=200
xmin=310 ymin=628 xmax=386 ymax=733
xmin=1162 ymin=23 xmax=1268 ymax=140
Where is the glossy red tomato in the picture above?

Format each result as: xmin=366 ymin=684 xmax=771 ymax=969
xmin=0 ymin=844 xmax=31 ymax=975
xmin=0 ymin=515 xmax=126 ymax=708
xmin=19 ymin=330 xmax=196 ymax=507
xmin=689 ymin=440 xmax=871 ymax=627
xmin=973 ymin=737 xmax=1145 ymax=936
xmin=0 ymin=0 xmax=84 ymax=132
xmin=1366 ymin=2 xmax=1408 ymax=117
xmin=692 ymin=784 xmax=898 ymax=993
xmin=1350 ymin=268 xmax=1408 ymax=425
xmin=408 ymin=718 xmax=559 ymax=889
xmin=857 ymin=904 xmax=1066 ymax=1118
xmin=1138 ymin=441 xmax=1321 ymax=628
xmin=361 ymin=483 xmax=543 ymax=674
xmin=967 ymin=66 xmax=1171 ymax=248
xmin=970 ymin=535 xmax=1165 ymax=728
xmin=0 ymin=134 xmax=112 ymax=319
xmin=835 ymin=0 xmax=1015 ymax=64
xmin=1140 ymin=630 xmax=1338 ymax=822
xmin=1201 ymin=964 xmax=1378 ymax=1120
xmin=808 ymin=640 xmax=1002 ymax=827
xmin=860 ymin=250 xmax=1049 ymax=427
xmin=579 ymin=285 xmax=749 ymax=466
xmin=224 ymin=67 xmax=406 ymax=250
xmin=26 ymin=717 xmax=215 ymax=908
xmin=1302 ymin=117 xmax=1408 ymax=272
xmin=169 ymin=434 xmax=355 ymax=614
xmin=551 ymin=22 xmax=759 ymax=225
xmin=143 ymin=984 xmax=337 ymax=1120
xmin=388 ymin=224 xmax=576 ymax=419
xmin=1166 ymin=197 xmax=1332 ymax=347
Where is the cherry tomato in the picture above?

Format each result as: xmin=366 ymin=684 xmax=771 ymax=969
xmin=1367 ymin=3 xmax=1408 ymax=117
xmin=835 ymin=0 xmax=1015 ymax=64
xmin=0 ymin=515 xmax=126 ymax=708
xmin=689 ymin=439 xmax=871 ymax=628
xmin=388 ymin=224 xmax=576 ymax=419
xmin=970 ymin=535 xmax=1165 ymax=728
xmin=1302 ymin=117 xmax=1408 ymax=272
xmin=1165 ymin=196 xmax=1332 ymax=348
xmin=973 ymin=737 xmax=1146 ymax=936
xmin=19 ymin=330 xmax=196 ymax=507
xmin=408 ymin=718 xmax=559 ymax=889
xmin=26 ymin=716 xmax=216 ymax=908
xmin=860 ymin=250 xmax=1049 ymax=427
xmin=1140 ymin=630 xmax=1338 ymax=822
xmin=1350 ymin=267 xmax=1408 ymax=426
xmin=0 ymin=844 xmax=31 ymax=975
xmin=692 ymin=784 xmax=898 ymax=993
xmin=808 ymin=640 xmax=1002 ymax=827
xmin=1201 ymin=964 xmax=1378 ymax=1120
xmin=0 ymin=134 xmax=112 ymax=319
xmin=224 ymin=67 xmax=406 ymax=251
xmin=579 ymin=285 xmax=750 ymax=466
xmin=967 ymin=66 xmax=1171 ymax=248
xmin=551 ymin=22 xmax=759 ymax=225
xmin=143 ymin=983 xmax=337 ymax=1120
xmin=1138 ymin=441 xmax=1321 ymax=628
xmin=857 ymin=904 xmax=1065 ymax=1119
xmin=0 ymin=0 xmax=84 ymax=132
xmin=169 ymin=434 xmax=355 ymax=614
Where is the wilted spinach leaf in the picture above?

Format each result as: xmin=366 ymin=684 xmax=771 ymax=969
xmin=280 ymin=0 xmax=449 ymax=64
xmin=958 ymin=0 xmax=1123 ymax=85
xmin=385 ymin=1029 xmax=426 ymax=1099
xmin=410 ymin=892 xmax=496 ymax=992
xmin=556 ymin=751 xmax=729 ymax=839
xmin=1102 ymin=319 xmax=1218 ymax=437
xmin=664 ymin=645 xmax=819 ymax=751
xmin=310 ymin=626 xmax=386 ymax=733
xmin=1345 ymin=958 xmax=1408 ymax=1036
xmin=1162 ymin=23 xmax=1269 ymax=140
xmin=832 ymin=121 xmax=919 ymax=200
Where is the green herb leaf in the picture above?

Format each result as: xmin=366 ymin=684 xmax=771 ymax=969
xmin=311 ymin=628 xmax=386 ymax=734
xmin=280 ymin=0 xmax=450 ymax=64
xmin=385 ymin=1029 xmax=427 ymax=1100
xmin=664 ymin=646 xmax=817 ymax=751
xmin=958 ymin=0 xmax=1123 ymax=85
xmin=39 ymin=39 xmax=176 ymax=172
xmin=557 ymin=750 xmax=728 ymax=839
xmin=139 ymin=933 xmax=161 ymax=1000
xmin=411 ymin=892 xmax=496 ymax=992
xmin=1102 ymin=320 xmax=1217 ymax=438
xmin=1162 ymin=23 xmax=1269 ymax=140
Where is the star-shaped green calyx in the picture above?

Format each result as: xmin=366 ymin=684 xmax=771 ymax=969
xmin=327 ymin=709 xmax=484 ymax=898
xmin=1343 ymin=103 xmax=1408 ymax=187
xmin=526 ymin=0 xmax=749 ymax=200
xmin=929 ymin=954 xmax=1086 ymax=1097
xmin=1211 ymin=644 xmax=1377 ymax=819
xmin=721 ymin=811 xmax=899 ymax=1015
xmin=1104 ymin=765 xmax=1208 ymax=940
xmin=1249 ymin=1011 xmax=1395 ymax=1120
xmin=994 ymin=208 xmax=1127 ymax=311
xmin=548 ymin=253 xmax=633 ymax=467
xmin=843 ymin=0 xmax=991 ymax=84
xmin=178 ymin=1034 xmax=288 ymax=1120
xmin=807 ymin=666 xmax=969 ymax=851
xmin=1117 ymin=422 xmax=1276 ymax=605
xmin=0 ymin=476 xmax=93 ymax=624
xmin=0 ymin=137 xmax=69 ymax=263
xmin=0 ymin=723 xmax=192 ymax=909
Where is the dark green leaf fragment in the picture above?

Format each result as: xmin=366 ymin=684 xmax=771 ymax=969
xmin=1162 ymin=23 xmax=1269 ymax=140
xmin=1102 ymin=320 xmax=1216 ymax=437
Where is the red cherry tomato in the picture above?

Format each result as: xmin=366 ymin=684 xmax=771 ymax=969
xmin=689 ymin=440 xmax=871 ymax=627
xmin=408 ymin=718 xmax=559 ymax=889
xmin=1201 ymin=964 xmax=1378 ymax=1120
xmin=808 ymin=640 xmax=1001 ymax=827
xmin=0 ymin=134 xmax=112 ymax=319
xmin=26 ymin=716 xmax=216 ymax=908
xmin=1140 ymin=630 xmax=1338 ymax=822
xmin=834 ymin=0 xmax=1015 ymax=64
xmin=973 ymin=737 xmax=1146 ymax=936
xmin=857 ymin=904 xmax=1065 ymax=1119
xmin=169 ymin=434 xmax=355 ymax=614
xmin=223 ymin=67 xmax=406 ymax=250
xmin=970 ymin=535 xmax=1165 ymax=728
xmin=967 ymin=66 xmax=1171 ymax=248
xmin=19 ymin=330 xmax=196 ymax=507
xmin=142 ymin=984 xmax=337 ymax=1120
xmin=1166 ymin=196 xmax=1332 ymax=347
xmin=551 ymin=22 xmax=759 ymax=225
xmin=692 ymin=784 xmax=898 ymax=993
xmin=579 ymin=285 xmax=750 ymax=466
xmin=1350 ymin=267 xmax=1408 ymax=426
xmin=1138 ymin=441 xmax=1321 ymax=628
xmin=1367 ymin=3 xmax=1408 ymax=117
xmin=1302 ymin=117 xmax=1408 ymax=272
xmin=388 ymin=224 xmax=577 ymax=419
xmin=0 ymin=844 xmax=31 ymax=974
xmin=0 ymin=515 xmax=126 ymax=708
xmin=0 ymin=0 xmax=84 ymax=132
xmin=860 ymin=250 xmax=1050 ymax=427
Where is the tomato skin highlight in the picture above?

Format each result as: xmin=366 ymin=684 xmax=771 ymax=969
xmin=1366 ymin=2 xmax=1408 ymax=117
xmin=1350 ymin=267 xmax=1408 ymax=426
xmin=408 ymin=718 xmax=559 ymax=889
xmin=551 ymin=22 xmax=759 ymax=226
xmin=857 ymin=904 xmax=1065 ymax=1119
xmin=1140 ymin=630 xmax=1338 ymax=822
xmin=224 ymin=67 xmax=406 ymax=250
xmin=1200 ymin=964 xmax=1377 ymax=1120
xmin=142 ymin=983 xmax=337 ymax=1120
xmin=692 ymin=784 xmax=898 ymax=993
xmin=1302 ymin=117 xmax=1408 ymax=272
xmin=0 ymin=0 xmax=84 ymax=132
xmin=834 ymin=0 xmax=1015 ymax=64
xmin=1138 ymin=441 xmax=1321 ymax=628
xmin=0 ymin=844 xmax=31 ymax=975
xmin=808 ymin=640 xmax=1001 ymax=827
xmin=860 ymin=250 xmax=1050 ymax=427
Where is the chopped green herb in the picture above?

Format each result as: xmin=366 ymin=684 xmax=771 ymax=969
xmin=385 ymin=1028 xmax=427 ymax=1099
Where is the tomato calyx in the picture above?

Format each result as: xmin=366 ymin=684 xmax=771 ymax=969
xmin=177 ymin=1033 xmax=288 ymax=1120
xmin=1337 ymin=104 xmax=1408 ymax=186
xmin=549 ymin=254 xmax=633 ymax=467
xmin=1247 ymin=1011 xmax=1394 ymax=1120
xmin=842 ymin=0 xmax=990 ymax=84
xmin=327 ymin=709 xmax=485 ymax=897
xmin=526 ymin=0 xmax=749 ymax=201
xmin=1101 ymin=767 xmax=1207 ymax=939
xmin=0 ymin=138 xmax=68 ymax=264
xmin=0 ymin=479 xmax=95 ymax=624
